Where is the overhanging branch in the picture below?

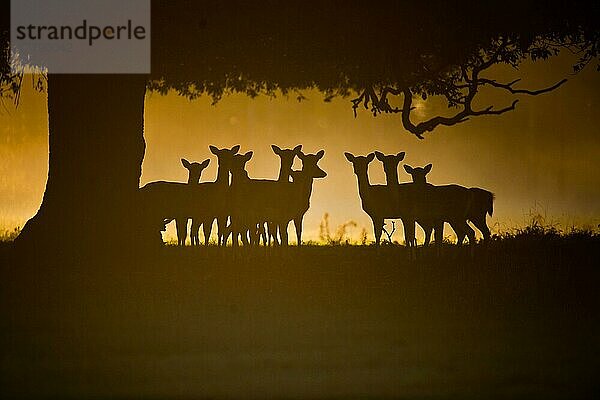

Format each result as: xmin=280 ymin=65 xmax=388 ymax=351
xmin=351 ymin=37 xmax=570 ymax=139
xmin=479 ymin=78 xmax=567 ymax=95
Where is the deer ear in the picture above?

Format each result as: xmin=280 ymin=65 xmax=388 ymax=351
xmin=297 ymin=151 xmax=306 ymax=160
xmin=231 ymin=145 xmax=241 ymax=153
xmin=243 ymin=151 xmax=253 ymax=162
xmin=181 ymin=158 xmax=191 ymax=169
xmin=293 ymin=144 xmax=302 ymax=153
xmin=366 ymin=153 xmax=375 ymax=163
xmin=344 ymin=152 xmax=354 ymax=162
xmin=424 ymin=163 xmax=432 ymax=174
xmin=374 ymin=151 xmax=385 ymax=161
xmin=200 ymin=159 xmax=211 ymax=169
xmin=397 ymin=152 xmax=406 ymax=161
xmin=403 ymin=165 xmax=414 ymax=174
xmin=316 ymin=149 xmax=325 ymax=159
xmin=271 ymin=144 xmax=282 ymax=154
xmin=209 ymin=145 xmax=219 ymax=155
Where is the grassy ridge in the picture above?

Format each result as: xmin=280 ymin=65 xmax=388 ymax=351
xmin=0 ymin=232 xmax=598 ymax=398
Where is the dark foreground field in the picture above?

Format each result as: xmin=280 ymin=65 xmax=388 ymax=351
xmin=0 ymin=236 xmax=598 ymax=399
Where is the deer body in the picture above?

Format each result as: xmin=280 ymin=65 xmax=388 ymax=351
xmin=186 ymin=146 xmax=240 ymax=246
xmin=140 ymin=158 xmax=210 ymax=245
xmin=345 ymin=152 xmax=416 ymax=245
xmin=404 ymin=164 xmax=493 ymax=243
xmin=376 ymin=152 xmax=472 ymax=245
xmin=268 ymin=144 xmax=302 ymax=245
xmin=229 ymin=150 xmax=326 ymax=246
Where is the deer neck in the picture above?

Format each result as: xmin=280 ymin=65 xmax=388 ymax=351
xmin=215 ymin=164 xmax=229 ymax=185
xmin=277 ymin=162 xmax=293 ymax=182
xmin=186 ymin=175 xmax=199 ymax=185
xmin=231 ymin=170 xmax=250 ymax=185
xmin=297 ymin=175 xmax=314 ymax=194
xmin=385 ymin=168 xmax=399 ymax=185
xmin=291 ymin=174 xmax=316 ymax=209
xmin=354 ymin=169 xmax=371 ymax=194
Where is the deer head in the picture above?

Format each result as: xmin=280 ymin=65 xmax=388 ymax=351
xmin=181 ymin=158 xmax=210 ymax=184
xmin=209 ymin=145 xmax=240 ymax=181
xmin=403 ymin=164 xmax=432 ymax=184
xmin=344 ymin=152 xmax=375 ymax=176
xmin=375 ymin=151 xmax=405 ymax=184
xmin=209 ymin=145 xmax=240 ymax=164
xmin=230 ymin=151 xmax=253 ymax=180
xmin=295 ymin=149 xmax=327 ymax=179
xmin=272 ymin=144 xmax=302 ymax=180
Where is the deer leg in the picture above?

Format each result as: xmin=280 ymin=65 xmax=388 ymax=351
xmin=241 ymin=223 xmax=250 ymax=246
xmin=422 ymin=224 xmax=433 ymax=246
xmin=403 ymin=219 xmax=416 ymax=247
xmin=176 ymin=218 xmax=187 ymax=246
xmin=260 ymin=222 xmax=267 ymax=245
xmin=190 ymin=219 xmax=201 ymax=246
xmin=293 ymin=216 xmax=303 ymax=246
xmin=203 ymin=219 xmax=212 ymax=246
xmin=268 ymin=221 xmax=277 ymax=246
xmin=472 ymin=215 xmax=491 ymax=242
xmin=372 ymin=217 xmax=383 ymax=245
xmin=229 ymin=219 xmax=239 ymax=248
xmin=450 ymin=222 xmax=465 ymax=245
xmin=279 ymin=221 xmax=289 ymax=246
xmin=434 ymin=221 xmax=444 ymax=245
xmin=259 ymin=222 xmax=267 ymax=245
xmin=254 ymin=223 xmax=261 ymax=245
xmin=217 ymin=215 xmax=226 ymax=246
xmin=465 ymin=222 xmax=475 ymax=245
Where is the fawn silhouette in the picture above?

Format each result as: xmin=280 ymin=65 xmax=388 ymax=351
xmin=229 ymin=149 xmax=326 ymax=246
xmin=345 ymin=152 xmax=416 ymax=245
xmin=165 ymin=145 xmax=240 ymax=246
xmin=174 ymin=158 xmax=211 ymax=245
xmin=170 ymin=146 xmax=239 ymax=246
xmin=375 ymin=151 xmax=471 ymax=245
xmin=139 ymin=158 xmax=211 ymax=244
xmin=403 ymin=164 xmax=493 ymax=242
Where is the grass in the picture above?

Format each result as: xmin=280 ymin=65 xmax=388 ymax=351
xmin=0 ymin=226 xmax=20 ymax=242
xmin=0 ymin=224 xmax=599 ymax=398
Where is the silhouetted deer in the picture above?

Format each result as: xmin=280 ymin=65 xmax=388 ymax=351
xmin=229 ymin=149 xmax=326 ymax=246
xmin=404 ymin=164 xmax=493 ymax=242
xmin=197 ymin=145 xmax=239 ymax=246
xmin=272 ymin=144 xmax=302 ymax=182
xmin=173 ymin=158 xmax=211 ymax=245
xmin=282 ymin=150 xmax=327 ymax=245
xmin=228 ymin=151 xmax=256 ymax=246
xmin=373 ymin=151 xmax=413 ymax=244
xmin=345 ymin=152 xmax=416 ymax=245
xmin=268 ymin=144 xmax=303 ymax=244
xmin=376 ymin=151 xmax=472 ymax=245
xmin=139 ymin=158 xmax=211 ymax=245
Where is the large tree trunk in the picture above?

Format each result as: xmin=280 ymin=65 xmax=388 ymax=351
xmin=16 ymin=74 xmax=148 ymax=253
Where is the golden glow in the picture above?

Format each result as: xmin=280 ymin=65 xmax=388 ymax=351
xmin=1 ymin=54 xmax=599 ymax=243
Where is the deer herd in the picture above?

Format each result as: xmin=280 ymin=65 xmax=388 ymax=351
xmin=139 ymin=145 xmax=493 ymax=248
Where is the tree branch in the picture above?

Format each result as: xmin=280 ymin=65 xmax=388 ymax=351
xmin=350 ymin=37 xmax=570 ymax=139
xmin=479 ymin=77 xmax=567 ymax=95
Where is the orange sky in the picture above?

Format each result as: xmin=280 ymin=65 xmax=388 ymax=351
xmin=1 ymin=54 xmax=599 ymax=243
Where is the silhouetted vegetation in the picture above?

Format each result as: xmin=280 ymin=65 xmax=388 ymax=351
xmin=0 ymin=226 xmax=20 ymax=242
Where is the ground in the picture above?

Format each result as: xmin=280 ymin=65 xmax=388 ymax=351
xmin=0 ymin=236 xmax=598 ymax=399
